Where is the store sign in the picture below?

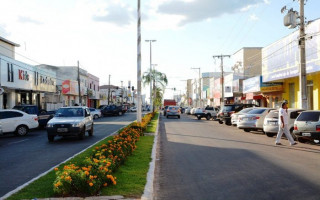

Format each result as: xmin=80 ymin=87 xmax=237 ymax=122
xmin=18 ymin=69 xmax=29 ymax=81
xmin=243 ymin=76 xmax=261 ymax=93
xmin=262 ymin=19 xmax=320 ymax=82
xmin=40 ymin=75 xmax=55 ymax=85
xmin=62 ymin=80 xmax=77 ymax=95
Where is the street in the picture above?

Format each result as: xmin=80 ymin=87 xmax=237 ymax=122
xmin=0 ymin=112 xmax=138 ymax=197
xmin=154 ymin=113 xmax=320 ymax=200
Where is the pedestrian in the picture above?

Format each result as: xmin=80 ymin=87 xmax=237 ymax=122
xmin=275 ymin=101 xmax=298 ymax=146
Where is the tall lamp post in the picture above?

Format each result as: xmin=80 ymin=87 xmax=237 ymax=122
xmin=145 ymin=39 xmax=156 ymax=112
xmin=137 ymin=0 xmax=142 ymax=122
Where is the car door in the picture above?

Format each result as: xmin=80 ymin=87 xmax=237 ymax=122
xmin=85 ymin=108 xmax=92 ymax=130
xmin=0 ymin=111 xmax=24 ymax=132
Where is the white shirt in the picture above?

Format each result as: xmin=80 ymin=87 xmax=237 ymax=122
xmin=279 ymin=108 xmax=289 ymax=125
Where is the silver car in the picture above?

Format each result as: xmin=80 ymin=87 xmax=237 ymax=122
xmin=231 ymin=107 xmax=256 ymax=126
xmin=166 ymin=106 xmax=181 ymax=119
xmin=293 ymin=111 xmax=320 ymax=143
xmin=238 ymin=108 xmax=275 ymax=132
xmin=263 ymin=109 xmax=304 ymax=137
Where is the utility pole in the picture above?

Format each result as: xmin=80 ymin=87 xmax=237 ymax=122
xmin=108 ymin=74 xmax=111 ymax=105
xmin=212 ymin=55 xmax=230 ymax=107
xmin=299 ymin=0 xmax=307 ymax=109
xmin=282 ymin=0 xmax=307 ymax=109
xmin=77 ymin=61 xmax=82 ymax=106
xmin=191 ymin=67 xmax=201 ymax=107
xmin=145 ymin=40 xmax=156 ymax=112
xmin=137 ymin=0 xmax=142 ymax=122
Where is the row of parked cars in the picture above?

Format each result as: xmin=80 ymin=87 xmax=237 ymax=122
xmin=186 ymin=104 xmax=320 ymax=144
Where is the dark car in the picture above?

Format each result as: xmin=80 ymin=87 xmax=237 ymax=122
xmin=13 ymin=105 xmax=55 ymax=127
xmin=101 ymin=105 xmax=124 ymax=116
xmin=163 ymin=106 xmax=169 ymax=116
xmin=217 ymin=104 xmax=257 ymax=125
xmin=46 ymin=106 xmax=93 ymax=141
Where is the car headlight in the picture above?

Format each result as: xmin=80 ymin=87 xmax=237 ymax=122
xmin=47 ymin=123 xmax=54 ymax=128
xmin=72 ymin=123 xmax=81 ymax=127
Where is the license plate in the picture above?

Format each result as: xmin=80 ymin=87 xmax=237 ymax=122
xmin=268 ymin=121 xmax=278 ymax=125
xmin=243 ymin=118 xmax=249 ymax=121
xmin=57 ymin=128 xmax=68 ymax=133
xmin=302 ymin=132 xmax=311 ymax=136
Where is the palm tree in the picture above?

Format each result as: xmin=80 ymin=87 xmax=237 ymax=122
xmin=142 ymin=69 xmax=168 ymax=111
xmin=153 ymin=86 xmax=164 ymax=108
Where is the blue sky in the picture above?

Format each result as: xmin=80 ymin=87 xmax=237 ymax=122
xmin=0 ymin=0 xmax=319 ymax=99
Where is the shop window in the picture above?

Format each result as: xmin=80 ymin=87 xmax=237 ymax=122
xmin=90 ymin=83 xmax=92 ymax=89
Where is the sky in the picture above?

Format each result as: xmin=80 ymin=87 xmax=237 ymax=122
xmin=0 ymin=0 xmax=319 ymax=100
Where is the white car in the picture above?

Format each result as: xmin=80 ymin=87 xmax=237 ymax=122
xmin=0 ymin=109 xmax=39 ymax=136
xmin=89 ymin=108 xmax=102 ymax=119
xmin=130 ymin=107 xmax=137 ymax=112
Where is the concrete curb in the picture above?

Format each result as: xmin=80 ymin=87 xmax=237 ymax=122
xmin=0 ymin=126 xmax=127 ymax=200
xmin=141 ymin=113 xmax=160 ymax=200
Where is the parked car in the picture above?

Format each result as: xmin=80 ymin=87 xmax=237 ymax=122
xmin=237 ymin=108 xmax=275 ymax=132
xmin=185 ymin=107 xmax=192 ymax=114
xmin=13 ymin=104 xmax=55 ymax=127
xmin=263 ymin=109 xmax=304 ymax=137
xmin=293 ymin=111 xmax=320 ymax=143
xmin=217 ymin=104 xmax=257 ymax=125
xmin=194 ymin=106 xmax=219 ymax=120
xmin=163 ymin=106 xmax=169 ymax=116
xmin=231 ymin=107 xmax=256 ymax=126
xmin=101 ymin=105 xmax=124 ymax=116
xmin=0 ymin=109 xmax=39 ymax=136
xmin=166 ymin=106 xmax=181 ymax=119
xmin=190 ymin=108 xmax=197 ymax=115
xmin=89 ymin=108 xmax=102 ymax=119
xmin=130 ymin=107 xmax=137 ymax=112
xmin=46 ymin=106 xmax=93 ymax=141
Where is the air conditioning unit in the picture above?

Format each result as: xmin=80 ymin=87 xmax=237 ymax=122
xmin=284 ymin=10 xmax=299 ymax=29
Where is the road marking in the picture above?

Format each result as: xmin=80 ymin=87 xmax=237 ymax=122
xmin=8 ymin=139 xmax=29 ymax=145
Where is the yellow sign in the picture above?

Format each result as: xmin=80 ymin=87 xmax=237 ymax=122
xmin=260 ymin=85 xmax=283 ymax=92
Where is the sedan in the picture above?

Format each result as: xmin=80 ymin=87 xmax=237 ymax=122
xmin=130 ymin=107 xmax=137 ymax=112
xmin=231 ymin=107 xmax=256 ymax=126
xmin=89 ymin=108 xmax=102 ymax=119
xmin=46 ymin=106 xmax=94 ymax=141
xmin=0 ymin=109 xmax=39 ymax=136
xmin=237 ymin=108 xmax=275 ymax=132
xmin=166 ymin=106 xmax=181 ymax=119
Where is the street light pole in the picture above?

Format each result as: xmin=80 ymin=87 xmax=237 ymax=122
xmin=145 ymin=39 xmax=156 ymax=112
xmin=299 ymin=0 xmax=307 ymax=109
xmin=137 ymin=0 xmax=142 ymax=122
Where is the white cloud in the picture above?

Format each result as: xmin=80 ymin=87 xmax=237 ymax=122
xmin=249 ymin=14 xmax=259 ymax=21
xmin=18 ymin=16 xmax=43 ymax=25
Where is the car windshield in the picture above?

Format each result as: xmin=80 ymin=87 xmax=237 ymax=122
xmin=247 ymin=108 xmax=267 ymax=114
xmin=169 ymin=106 xmax=179 ymax=110
xmin=266 ymin=110 xmax=278 ymax=118
xmin=55 ymin=108 xmax=84 ymax=117
xmin=239 ymin=108 xmax=254 ymax=114
xmin=222 ymin=106 xmax=234 ymax=112
xmin=296 ymin=112 xmax=320 ymax=122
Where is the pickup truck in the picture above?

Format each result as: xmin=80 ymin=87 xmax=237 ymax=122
xmin=13 ymin=105 xmax=55 ymax=127
xmin=101 ymin=105 xmax=125 ymax=116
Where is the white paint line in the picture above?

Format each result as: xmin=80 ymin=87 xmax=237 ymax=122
xmin=0 ymin=124 xmax=129 ymax=200
xmin=8 ymin=139 xmax=29 ymax=145
xmin=141 ymin=114 xmax=160 ymax=200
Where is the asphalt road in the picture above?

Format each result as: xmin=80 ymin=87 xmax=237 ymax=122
xmin=154 ymin=113 xmax=320 ymax=200
xmin=0 ymin=112 xmax=138 ymax=198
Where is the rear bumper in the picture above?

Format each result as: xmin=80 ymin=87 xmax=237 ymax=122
xmin=294 ymin=131 xmax=320 ymax=140
xmin=238 ymin=121 xmax=261 ymax=130
xmin=47 ymin=126 xmax=82 ymax=136
xmin=194 ymin=113 xmax=206 ymax=117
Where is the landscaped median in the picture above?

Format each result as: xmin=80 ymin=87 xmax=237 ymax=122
xmin=6 ymin=112 xmax=159 ymax=200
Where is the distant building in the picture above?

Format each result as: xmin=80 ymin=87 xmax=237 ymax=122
xmin=0 ymin=36 xmax=20 ymax=59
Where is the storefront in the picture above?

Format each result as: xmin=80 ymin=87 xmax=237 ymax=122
xmin=262 ymin=19 xmax=320 ymax=110
xmin=243 ymin=76 xmax=267 ymax=107
xmin=0 ymin=55 xmax=57 ymax=109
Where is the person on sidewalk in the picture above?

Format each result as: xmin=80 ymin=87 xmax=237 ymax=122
xmin=275 ymin=101 xmax=298 ymax=146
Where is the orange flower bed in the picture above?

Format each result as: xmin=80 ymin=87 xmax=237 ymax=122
xmin=53 ymin=112 xmax=155 ymax=197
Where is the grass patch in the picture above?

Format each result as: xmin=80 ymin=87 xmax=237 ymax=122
xmin=101 ymin=136 xmax=154 ymax=197
xmin=145 ymin=112 xmax=159 ymax=133
xmin=7 ymin=137 xmax=114 ymax=200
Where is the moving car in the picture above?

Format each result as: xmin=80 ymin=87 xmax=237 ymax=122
xmin=0 ymin=109 xmax=39 ymax=136
xmin=237 ymin=108 xmax=275 ymax=132
xmin=231 ymin=107 xmax=256 ymax=126
xmin=263 ymin=109 xmax=304 ymax=137
xmin=293 ymin=111 xmax=320 ymax=143
xmin=89 ymin=108 xmax=102 ymax=119
xmin=217 ymin=104 xmax=257 ymax=125
xmin=101 ymin=105 xmax=124 ymax=116
xmin=194 ymin=106 xmax=218 ymax=120
xmin=46 ymin=106 xmax=94 ymax=141
xmin=163 ymin=106 xmax=169 ymax=116
xmin=166 ymin=106 xmax=181 ymax=119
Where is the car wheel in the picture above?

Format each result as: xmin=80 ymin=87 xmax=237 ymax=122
xmin=88 ymin=124 xmax=94 ymax=136
xmin=94 ymin=114 xmax=99 ymax=119
xmin=78 ymin=127 xmax=85 ymax=140
xmin=206 ymin=114 xmax=211 ymax=120
xmin=266 ymin=132 xmax=276 ymax=137
xmin=297 ymin=137 xmax=308 ymax=143
xmin=197 ymin=116 xmax=201 ymax=120
xmin=118 ymin=111 xmax=123 ymax=116
xmin=244 ymin=128 xmax=251 ymax=132
xmin=178 ymin=116 xmax=180 ymax=119
xmin=219 ymin=120 xmax=223 ymax=124
xmin=166 ymin=115 xmax=169 ymax=118
xmin=48 ymin=135 xmax=55 ymax=142
xmin=15 ymin=125 xmax=29 ymax=136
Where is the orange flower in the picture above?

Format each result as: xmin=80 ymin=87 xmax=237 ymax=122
xmin=89 ymin=182 xmax=93 ymax=187
xmin=54 ymin=168 xmax=59 ymax=171
xmin=103 ymin=183 xmax=108 ymax=187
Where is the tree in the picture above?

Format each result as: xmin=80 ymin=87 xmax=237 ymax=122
xmin=142 ymin=69 xmax=168 ymax=111
xmin=153 ymin=86 xmax=164 ymax=108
